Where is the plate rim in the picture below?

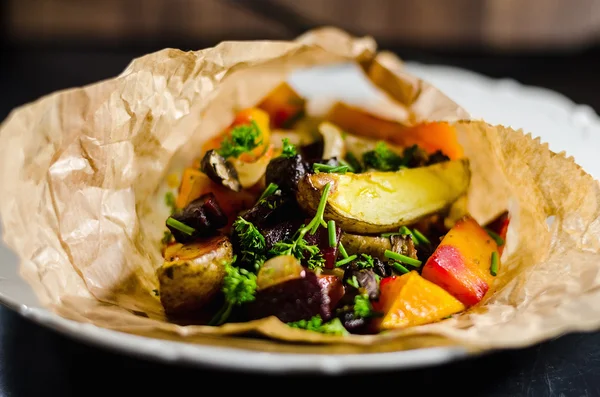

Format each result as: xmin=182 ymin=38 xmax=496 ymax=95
xmin=2 ymin=61 xmax=599 ymax=374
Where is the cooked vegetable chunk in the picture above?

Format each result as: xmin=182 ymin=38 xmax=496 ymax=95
xmin=372 ymin=271 xmax=465 ymax=330
xmin=340 ymin=233 xmax=391 ymax=262
xmin=325 ymin=103 xmax=464 ymax=159
xmin=166 ymin=193 xmax=227 ymax=243
xmin=265 ymin=153 xmax=309 ymax=194
xmin=200 ymin=149 xmax=242 ymax=192
xmin=421 ymin=215 xmax=500 ymax=307
xmin=258 ymin=82 xmax=305 ymax=128
xmin=296 ymin=159 xmax=471 ymax=233
xmin=158 ymin=235 xmax=233 ymax=316
xmin=245 ymin=270 xmax=343 ymax=322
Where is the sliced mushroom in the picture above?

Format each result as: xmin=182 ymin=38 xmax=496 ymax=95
xmin=200 ymin=149 xmax=242 ymax=192
xmin=317 ymin=121 xmax=346 ymax=160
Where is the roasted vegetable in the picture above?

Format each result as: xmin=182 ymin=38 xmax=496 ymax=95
xmin=200 ymin=149 xmax=242 ymax=192
xmin=265 ymin=153 xmax=309 ymax=194
xmin=343 ymin=266 xmax=380 ymax=300
xmin=256 ymin=255 xmax=305 ymax=291
xmin=258 ymin=82 xmax=306 ymax=129
xmin=318 ymin=121 xmax=346 ymax=160
xmin=157 ymin=235 xmax=233 ymax=316
xmin=325 ymin=102 xmax=464 ymax=159
xmin=175 ymin=167 xmax=257 ymax=221
xmin=261 ymin=220 xmax=302 ymax=251
xmin=372 ymin=271 xmax=465 ymax=331
xmin=297 ymin=159 xmax=471 ymax=234
xmin=340 ymin=233 xmax=391 ymax=262
xmin=166 ymin=193 xmax=228 ymax=243
xmin=245 ymin=270 xmax=343 ymax=323
xmin=421 ymin=214 xmax=501 ymax=307
xmin=390 ymin=234 xmax=418 ymax=260
xmin=303 ymin=220 xmax=341 ymax=269
xmin=231 ymin=143 xmax=277 ymax=188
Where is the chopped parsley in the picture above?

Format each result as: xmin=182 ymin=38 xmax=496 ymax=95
xmin=354 ymin=294 xmax=376 ymax=318
xmin=287 ymin=315 xmax=349 ymax=336
xmin=281 ymin=138 xmax=297 ymax=158
xmin=362 ymin=142 xmax=404 ymax=171
xmin=355 ymin=253 xmax=375 ymax=269
xmin=217 ymin=120 xmax=263 ymax=159
xmin=209 ymin=256 xmax=258 ymax=326
xmin=269 ymin=182 xmax=332 ymax=269
xmin=232 ymin=217 xmax=267 ymax=271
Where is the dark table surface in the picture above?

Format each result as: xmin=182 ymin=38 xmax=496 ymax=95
xmin=1 ymin=44 xmax=600 ymax=397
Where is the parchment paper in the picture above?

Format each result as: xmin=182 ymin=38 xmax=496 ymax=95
xmin=1 ymin=27 xmax=599 ymax=354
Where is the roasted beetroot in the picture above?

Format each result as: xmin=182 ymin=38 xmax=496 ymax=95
xmin=245 ymin=271 xmax=343 ymax=322
xmin=261 ymin=220 xmax=301 ymax=251
xmin=167 ymin=193 xmax=227 ymax=243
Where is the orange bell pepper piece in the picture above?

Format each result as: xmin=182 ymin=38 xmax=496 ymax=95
xmin=258 ymin=82 xmax=306 ymax=128
xmin=372 ymin=271 xmax=465 ymax=331
xmin=325 ymin=102 xmax=463 ymax=159
xmin=175 ymin=167 xmax=257 ymax=222
xmin=421 ymin=214 xmax=501 ymax=307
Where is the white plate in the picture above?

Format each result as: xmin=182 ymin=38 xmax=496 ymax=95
xmin=0 ymin=61 xmax=599 ymax=374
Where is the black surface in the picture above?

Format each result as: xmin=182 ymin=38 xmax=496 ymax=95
xmin=1 ymin=46 xmax=600 ymax=396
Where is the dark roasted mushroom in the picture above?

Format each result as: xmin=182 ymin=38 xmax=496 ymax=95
xmin=390 ymin=234 xmax=418 ymax=260
xmin=200 ymin=149 xmax=242 ymax=192
xmin=265 ymin=154 xmax=309 ymax=194
xmin=167 ymin=193 xmax=228 ymax=243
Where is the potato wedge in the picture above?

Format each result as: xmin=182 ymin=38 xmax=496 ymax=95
xmin=297 ymin=159 xmax=471 ymax=234
xmin=158 ymin=235 xmax=233 ymax=316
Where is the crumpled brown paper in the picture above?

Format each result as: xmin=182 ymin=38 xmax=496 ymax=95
xmin=1 ymin=27 xmax=600 ymax=355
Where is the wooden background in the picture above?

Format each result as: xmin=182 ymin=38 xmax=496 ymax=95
xmin=4 ymin=0 xmax=600 ymax=51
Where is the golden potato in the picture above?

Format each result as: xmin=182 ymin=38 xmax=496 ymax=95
xmin=296 ymin=159 xmax=471 ymax=234
xmin=158 ymin=235 xmax=233 ymax=316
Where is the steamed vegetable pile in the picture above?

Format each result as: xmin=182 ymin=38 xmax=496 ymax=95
xmin=157 ymin=83 xmax=510 ymax=335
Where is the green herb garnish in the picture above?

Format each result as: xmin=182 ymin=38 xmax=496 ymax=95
xmin=338 ymin=242 xmax=349 ymax=259
xmin=217 ymin=120 xmax=262 ymax=159
xmin=281 ymin=138 xmax=297 ymax=158
xmin=232 ymin=217 xmax=267 ymax=271
xmin=384 ymin=250 xmax=422 ymax=267
xmin=152 ymin=289 xmax=159 ymax=296
xmin=166 ymin=217 xmax=195 ymax=236
xmin=335 ymin=254 xmax=357 ymax=267
xmin=486 ymin=228 xmax=505 ymax=247
xmin=390 ymin=262 xmax=410 ymax=274
xmin=355 ymin=253 xmax=375 ymax=269
xmin=313 ymin=163 xmax=349 ymax=174
xmin=287 ymin=315 xmax=349 ymax=336
xmin=164 ymin=191 xmax=176 ymax=214
xmin=269 ymin=183 xmax=331 ymax=269
xmin=354 ymin=294 xmax=376 ymax=318
xmin=362 ymin=142 xmax=404 ymax=171
xmin=209 ymin=256 xmax=257 ymax=326
xmin=328 ymin=220 xmax=337 ymax=247
xmin=412 ymin=228 xmax=431 ymax=245
xmin=490 ymin=251 xmax=499 ymax=276
xmin=347 ymin=275 xmax=360 ymax=288
xmin=258 ymin=182 xmax=279 ymax=202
